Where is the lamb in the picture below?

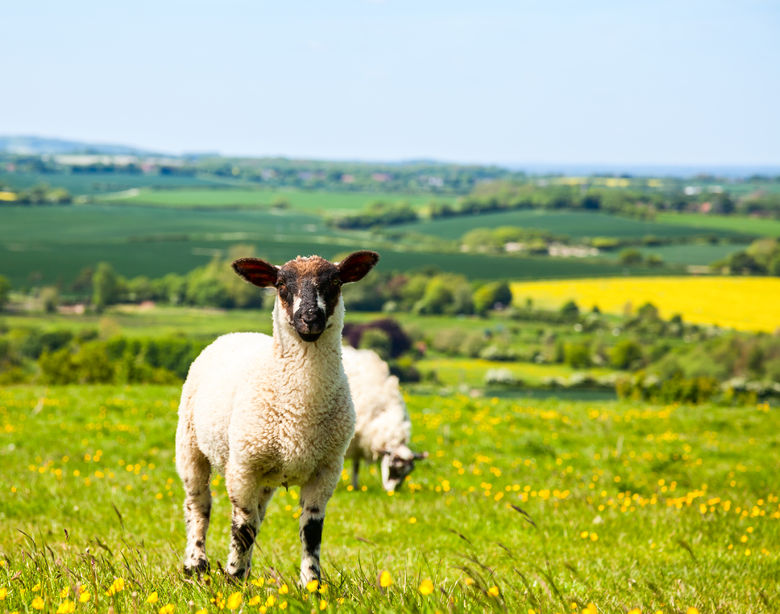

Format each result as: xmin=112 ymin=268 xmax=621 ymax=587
xmin=175 ymin=250 xmax=379 ymax=585
xmin=342 ymin=346 xmax=427 ymax=492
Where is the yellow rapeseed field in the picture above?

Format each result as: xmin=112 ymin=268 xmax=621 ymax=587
xmin=511 ymin=276 xmax=780 ymax=333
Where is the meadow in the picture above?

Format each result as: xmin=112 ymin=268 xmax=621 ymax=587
xmin=97 ymin=188 xmax=441 ymax=214
xmin=0 ymin=172 xmax=242 ymax=195
xmin=394 ymin=210 xmax=750 ymax=241
xmin=656 ymin=213 xmax=780 ymax=239
xmin=0 ymin=385 xmax=777 ymax=614
xmin=0 ymin=205 xmax=661 ymax=289
xmin=510 ymin=276 xmax=780 ymax=333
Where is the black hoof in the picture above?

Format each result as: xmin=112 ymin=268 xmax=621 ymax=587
xmin=183 ymin=558 xmax=210 ymax=576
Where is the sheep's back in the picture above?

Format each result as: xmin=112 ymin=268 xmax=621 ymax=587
xmin=342 ymin=347 xmax=411 ymax=460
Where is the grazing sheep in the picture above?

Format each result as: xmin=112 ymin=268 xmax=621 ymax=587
xmin=342 ymin=347 xmax=427 ymax=492
xmin=175 ymin=251 xmax=379 ymax=585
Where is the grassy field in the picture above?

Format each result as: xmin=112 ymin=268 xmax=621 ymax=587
xmin=395 ymin=210 xmax=751 ymax=241
xmin=97 ymin=188 xmax=442 ymax=214
xmin=0 ymin=205 xmax=665 ymax=288
xmin=657 ymin=213 xmax=780 ymax=238
xmin=415 ymin=357 xmax=614 ymax=388
xmin=0 ymin=385 xmax=777 ymax=613
xmin=635 ymin=243 xmax=740 ymax=266
xmin=511 ymin=276 xmax=780 ymax=333
xmin=0 ymin=171 xmax=244 ymax=195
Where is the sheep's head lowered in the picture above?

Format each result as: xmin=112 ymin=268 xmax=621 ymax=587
xmin=232 ymin=251 xmax=379 ymax=342
xmin=381 ymin=446 xmax=428 ymax=492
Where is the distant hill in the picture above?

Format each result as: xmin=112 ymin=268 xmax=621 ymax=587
xmin=0 ymin=135 xmax=165 ymax=157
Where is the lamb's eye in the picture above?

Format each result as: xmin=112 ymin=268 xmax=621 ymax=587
xmin=331 ymin=278 xmax=341 ymax=287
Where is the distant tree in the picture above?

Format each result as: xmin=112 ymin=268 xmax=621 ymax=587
xmin=473 ymin=281 xmax=513 ymax=315
xmin=92 ymin=262 xmax=120 ymax=312
xmin=609 ymin=339 xmax=644 ymax=369
xmin=560 ymin=300 xmax=580 ymax=319
xmin=0 ymin=275 xmax=10 ymax=311
xmin=40 ymin=286 xmax=59 ymax=313
xmin=619 ymin=249 xmax=643 ymax=266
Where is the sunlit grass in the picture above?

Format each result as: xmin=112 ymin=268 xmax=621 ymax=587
xmin=0 ymin=385 xmax=777 ymax=612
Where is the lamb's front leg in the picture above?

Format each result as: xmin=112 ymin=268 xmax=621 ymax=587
xmin=225 ymin=467 xmax=273 ymax=580
xmin=299 ymin=464 xmax=341 ymax=586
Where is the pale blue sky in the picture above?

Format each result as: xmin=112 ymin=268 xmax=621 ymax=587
xmin=2 ymin=1 xmax=779 ymax=165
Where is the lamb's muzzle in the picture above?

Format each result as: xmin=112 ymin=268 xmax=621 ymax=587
xmin=176 ymin=250 xmax=379 ymax=584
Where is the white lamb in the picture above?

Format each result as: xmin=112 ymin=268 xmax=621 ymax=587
xmin=175 ymin=251 xmax=378 ymax=585
xmin=342 ymin=346 xmax=427 ymax=492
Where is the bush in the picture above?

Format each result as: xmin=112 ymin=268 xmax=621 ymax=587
xmin=358 ymin=328 xmax=392 ymax=360
xmin=609 ymin=339 xmax=643 ymax=369
xmin=563 ymin=342 xmax=591 ymax=368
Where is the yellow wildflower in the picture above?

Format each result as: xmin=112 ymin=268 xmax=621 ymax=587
xmin=379 ymin=570 xmax=393 ymax=588
xmin=266 ymin=595 xmax=276 ymax=607
xmin=56 ymin=600 xmax=76 ymax=614
xmin=32 ymin=584 xmax=41 ymax=593
xmin=32 ymin=597 xmax=44 ymax=610
xmin=279 ymin=583 xmax=289 ymax=595
xmin=248 ymin=596 xmax=261 ymax=606
xmin=59 ymin=587 xmax=69 ymax=598
xmin=628 ymin=609 xmax=641 ymax=614
xmin=79 ymin=591 xmax=91 ymax=603
xmin=106 ymin=577 xmax=124 ymax=596
xmin=306 ymin=579 xmax=320 ymax=592
xmin=687 ymin=609 xmax=700 ymax=614
xmin=279 ymin=601 xmax=288 ymax=610
xmin=251 ymin=577 xmax=265 ymax=587
xmin=418 ymin=579 xmax=434 ymax=595
xmin=159 ymin=605 xmax=175 ymax=614
xmin=226 ymin=592 xmax=242 ymax=610
xmin=0 ymin=588 xmax=7 ymax=600
xmin=487 ymin=585 xmax=500 ymax=597
xmin=320 ymin=598 xmax=328 ymax=610
xmin=147 ymin=591 xmax=159 ymax=604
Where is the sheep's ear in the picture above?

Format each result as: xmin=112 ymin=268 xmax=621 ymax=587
xmin=337 ymin=251 xmax=379 ymax=283
xmin=413 ymin=451 xmax=429 ymax=461
xmin=232 ymin=258 xmax=279 ymax=287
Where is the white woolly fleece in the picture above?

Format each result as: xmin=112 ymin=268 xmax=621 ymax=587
xmin=177 ymin=296 xmax=355 ymax=489
xmin=342 ymin=346 xmax=412 ymax=463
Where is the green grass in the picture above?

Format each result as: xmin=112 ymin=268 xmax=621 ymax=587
xmin=635 ymin=243 xmax=742 ymax=266
xmin=97 ymin=187 xmax=442 ymax=214
xmin=415 ymin=357 xmax=614 ymax=388
xmin=395 ymin=210 xmax=751 ymax=240
xmin=0 ymin=205 xmax=668 ymax=288
xmin=0 ymin=385 xmax=777 ymax=612
xmin=657 ymin=213 xmax=780 ymax=238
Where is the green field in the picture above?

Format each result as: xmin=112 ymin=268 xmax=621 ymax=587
xmin=0 ymin=205 xmax=667 ymax=288
xmin=415 ymin=357 xmax=614 ymax=388
xmin=636 ymin=242 xmax=741 ymax=266
xmin=0 ymin=385 xmax=776 ymax=612
xmin=98 ymin=187 xmax=442 ymax=214
xmin=657 ymin=213 xmax=780 ymax=238
xmin=0 ymin=171 xmax=243 ymax=195
xmin=396 ymin=210 xmax=751 ymax=240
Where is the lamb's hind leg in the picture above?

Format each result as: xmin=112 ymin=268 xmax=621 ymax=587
xmin=299 ymin=464 xmax=341 ymax=586
xmin=176 ymin=427 xmax=212 ymax=575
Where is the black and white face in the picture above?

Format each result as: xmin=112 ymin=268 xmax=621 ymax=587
xmin=380 ymin=453 xmax=416 ymax=492
xmin=232 ymin=251 xmax=379 ymax=343
xmin=275 ymin=257 xmax=342 ymax=342
xmin=380 ymin=447 xmax=428 ymax=492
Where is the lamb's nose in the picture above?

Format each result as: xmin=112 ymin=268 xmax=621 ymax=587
xmin=302 ymin=310 xmax=319 ymax=324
